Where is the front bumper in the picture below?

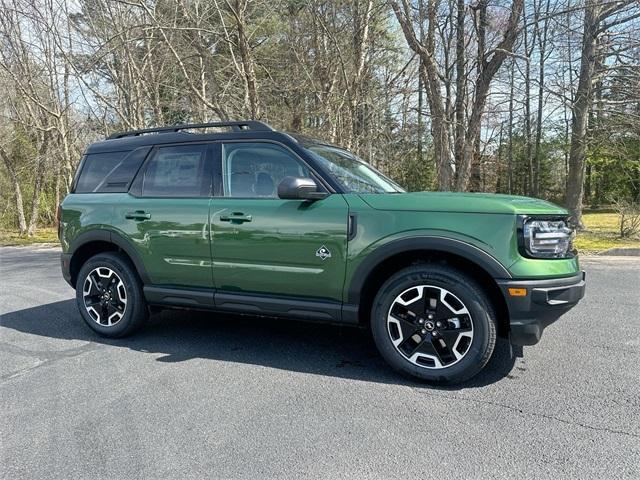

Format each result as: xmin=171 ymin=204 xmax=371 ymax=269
xmin=497 ymin=271 xmax=586 ymax=346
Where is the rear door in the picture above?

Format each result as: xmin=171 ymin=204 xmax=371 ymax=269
xmin=209 ymin=141 xmax=349 ymax=303
xmin=113 ymin=143 xmax=213 ymax=288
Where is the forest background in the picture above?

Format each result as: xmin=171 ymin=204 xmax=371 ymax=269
xmin=1 ymin=0 xmax=639 ymax=249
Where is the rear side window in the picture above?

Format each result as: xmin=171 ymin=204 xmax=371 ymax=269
xmin=141 ymin=145 xmax=210 ymax=197
xmin=74 ymin=151 xmax=129 ymax=193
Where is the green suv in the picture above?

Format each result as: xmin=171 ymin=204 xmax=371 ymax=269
xmin=59 ymin=121 xmax=585 ymax=383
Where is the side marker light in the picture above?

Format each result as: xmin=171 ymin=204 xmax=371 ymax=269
xmin=508 ymin=288 xmax=527 ymax=297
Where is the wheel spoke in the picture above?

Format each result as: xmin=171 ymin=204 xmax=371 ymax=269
xmin=431 ymin=334 xmax=457 ymax=364
xmin=404 ymin=294 xmax=427 ymax=318
xmin=389 ymin=310 xmax=419 ymax=337
xmin=85 ymin=297 xmax=102 ymax=308
xmin=397 ymin=330 xmax=426 ymax=357
xmin=89 ymin=276 xmax=102 ymax=296
xmin=414 ymin=335 xmax=440 ymax=357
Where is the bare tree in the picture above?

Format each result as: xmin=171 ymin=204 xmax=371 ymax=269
xmin=455 ymin=0 xmax=524 ymax=191
xmin=391 ymin=0 xmax=455 ymax=190
xmin=1 ymin=0 xmax=639 ymax=234
xmin=0 ymin=144 xmax=27 ymax=234
xmin=566 ymin=0 xmax=639 ymax=227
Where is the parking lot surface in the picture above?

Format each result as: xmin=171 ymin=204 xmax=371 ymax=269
xmin=1 ymin=246 xmax=639 ymax=479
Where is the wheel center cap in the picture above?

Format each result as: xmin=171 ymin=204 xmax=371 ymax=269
xmin=424 ymin=320 xmax=435 ymax=331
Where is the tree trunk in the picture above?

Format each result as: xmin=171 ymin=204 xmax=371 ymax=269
xmin=424 ymin=0 xmax=454 ymax=190
xmin=522 ymin=1 xmax=534 ymax=195
xmin=0 ymin=147 xmax=27 ymax=234
xmin=391 ymin=0 xmax=454 ymax=191
xmin=507 ymin=59 xmax=515 ymax=194
xmin=454 ymin=0 xmax=466 ymax=168
xmin=349 ymin=0 xmax=373 ymax=148
xmin=230 ymin=0 xmax=261 ymax=119
xmin=532 ymin=0 xmax=551 ymax=198
xmin=566 ymin=1 xmax=599 ymax=227
xmin=27 ymin=140 xmax=48 ymax=236
xmin=421 ymin=65 xmax=455 ymax=190
xmin=455 ymin=0 xmax=524 ymax=192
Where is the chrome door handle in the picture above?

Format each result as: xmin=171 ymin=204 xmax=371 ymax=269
xmin=125 ymin=211 xmax=151 ymax=220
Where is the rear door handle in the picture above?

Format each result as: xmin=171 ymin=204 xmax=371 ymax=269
xmin=125 ymin=211 xmax=151 ymax=220
xmin=219 ymin=212 xmax=252 ymax=223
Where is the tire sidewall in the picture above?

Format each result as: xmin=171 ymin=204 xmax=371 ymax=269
xmin=76 ymin=252 xmax=145 ymax=337
xmin=371 ymin=266 xmax=495 ymax=383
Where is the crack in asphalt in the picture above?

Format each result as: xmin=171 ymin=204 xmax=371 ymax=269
xmin=411 ymin=388 xmax=640 ymax=439
xmin=586 ymin=343 xmax=639 ymax=354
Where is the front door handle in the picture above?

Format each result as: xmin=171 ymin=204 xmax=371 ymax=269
xmin=125 ymin=211 xmax=151 ymax=221
xmin=219 ymin=212 xmax=252 ymax=223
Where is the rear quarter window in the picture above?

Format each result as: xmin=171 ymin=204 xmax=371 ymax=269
xmin=74 ymin=151 xmax=130 ymax=193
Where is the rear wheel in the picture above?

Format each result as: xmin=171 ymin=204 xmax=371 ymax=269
xmin=76 ymin=252 xmax=147 ymax=337
xmin=371 ymin=264 xmax=496 ymax=384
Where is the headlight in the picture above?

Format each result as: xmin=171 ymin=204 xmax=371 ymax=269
xmin=519 ymin=216 xmax=575 ymax=259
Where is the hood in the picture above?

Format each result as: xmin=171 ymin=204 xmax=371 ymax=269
xmin=359 ymin=192 xmax=568 ymax=215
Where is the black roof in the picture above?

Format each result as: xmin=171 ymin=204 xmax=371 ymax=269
xmin=86 ymin=120 xmax=301 ymax=154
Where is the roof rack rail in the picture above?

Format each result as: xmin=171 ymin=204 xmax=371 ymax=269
xmin=106 ymin=120 xmax=274 ymax=139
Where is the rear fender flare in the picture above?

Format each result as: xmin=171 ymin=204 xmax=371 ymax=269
xmin=70 ymin=229 xmax=150 ymax=284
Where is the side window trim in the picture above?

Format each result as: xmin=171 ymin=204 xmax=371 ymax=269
xmin=129 ymin=142 xmax=214 ymax=198
xmin=215 ymin=139 xmax=330 ymax=199
xmin=70 ymin=154 xmax=87 ymax=193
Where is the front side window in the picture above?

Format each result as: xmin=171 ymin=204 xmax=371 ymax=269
xmin=141 ymin=145 xmax=209 ymax=197
xmin=222 ymin=142 xmax=310 ymax=198
xmin=305 ymin=144 xmax=403 ymax=194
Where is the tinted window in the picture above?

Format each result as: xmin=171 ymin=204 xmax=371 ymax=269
xmin=95 ymin=147 xmax=150 ymax=193
xmin=142 ymin=145 xmax=210 ymax=197
xmin=222 ymin=142 xmax=309 ymax=198
xmin=75 ymin=151 xmax=129 ymax=193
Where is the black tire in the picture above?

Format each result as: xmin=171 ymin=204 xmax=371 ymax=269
xmin=75 ymin=252 xmax=147 ymax=338
xmin=371 ymin=264 xmax=496 ymax=384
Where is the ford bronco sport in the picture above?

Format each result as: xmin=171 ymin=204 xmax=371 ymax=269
xmin=59 ymin=120 xmax=585 ymax=383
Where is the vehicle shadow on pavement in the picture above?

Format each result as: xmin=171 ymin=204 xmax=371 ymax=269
xmin=1 ymin=299 xmax=521 ymax=389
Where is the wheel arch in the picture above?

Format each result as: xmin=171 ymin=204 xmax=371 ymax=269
xmin=347 ymin=237 xmax=511 ymax=337
xmin=69 ymin=230 xmax=150 ymax=287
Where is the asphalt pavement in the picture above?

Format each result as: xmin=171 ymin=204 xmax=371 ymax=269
xmin=1 ymin=246 xmax=639 ymax=479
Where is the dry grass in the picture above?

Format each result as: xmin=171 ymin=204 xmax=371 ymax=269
xmin=575 ymin=212 xmax=640 ymax=254
xmin=0 ymin=227 xmax=59 ymax=246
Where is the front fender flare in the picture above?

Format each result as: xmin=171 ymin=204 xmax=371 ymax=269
xmin=346 ymin=235 xmax=511 ymax=306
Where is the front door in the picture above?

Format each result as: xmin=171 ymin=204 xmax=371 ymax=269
xmin=210 ymin=141 xmax=349 ymax=302
xmin=114 ymin=143 xmax=213 ymax=288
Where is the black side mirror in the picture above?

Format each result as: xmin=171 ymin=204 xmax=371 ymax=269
xmin=277 ymin=176 xmax=328 ymax=201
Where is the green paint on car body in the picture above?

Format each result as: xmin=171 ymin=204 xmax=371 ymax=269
xmin=61 ymin=188 xmax=580 ymax=305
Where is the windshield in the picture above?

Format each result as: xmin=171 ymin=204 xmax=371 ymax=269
xmin=304 ymin=144 xmax=404 ymax=194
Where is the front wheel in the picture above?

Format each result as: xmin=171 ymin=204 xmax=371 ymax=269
xmin=76 ymin=252 xmax=147 ymax=338
xmin=371 ymin=264 xmax=496 ymax=384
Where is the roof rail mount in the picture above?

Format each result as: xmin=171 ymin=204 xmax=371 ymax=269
xmin=107 ymin=120 xmax=274 ymax=139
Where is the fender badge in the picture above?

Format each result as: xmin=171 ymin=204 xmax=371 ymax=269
xmin=316 ymin=245 xmax=332 ymax=260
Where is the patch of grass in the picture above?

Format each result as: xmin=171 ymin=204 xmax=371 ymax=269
xmin=575 ymin=212 xmax=640 ymax=254
xmin=0 ymin=227 xmax=59 ymax=246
